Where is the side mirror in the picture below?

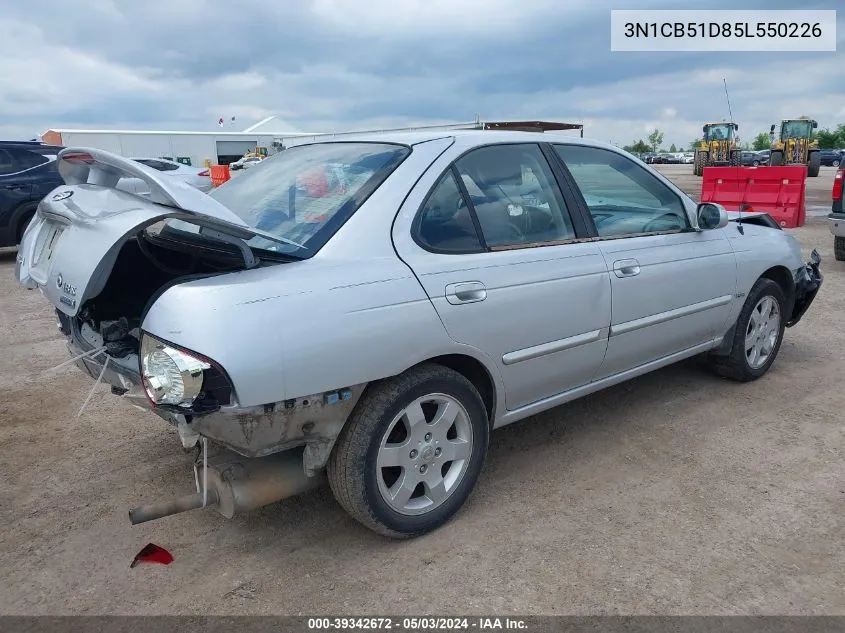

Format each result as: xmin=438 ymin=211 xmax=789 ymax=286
xmin=770 ymin=124 xmax=776 ymax=133
xmin=812 ymin=121 xmax=818 ymax=129
xmin=697 ymin=202 xmax=729 ymax=230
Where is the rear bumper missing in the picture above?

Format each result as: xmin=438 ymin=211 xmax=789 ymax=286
xmin=63 ymin=320 xmax=364 ymax=469
xmin=787 ymin=253 xmax=823 ymax=328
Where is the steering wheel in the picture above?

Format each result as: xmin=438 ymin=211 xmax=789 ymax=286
xmin=506 ymin=222 xmax=524 ymax=241
xmin=643 ymin=213 xmax=682 ymax=233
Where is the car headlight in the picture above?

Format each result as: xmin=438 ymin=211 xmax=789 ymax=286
xmin=140 ymin=334 xmax=210 ymax=406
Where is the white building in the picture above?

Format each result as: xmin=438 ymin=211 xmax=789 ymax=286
xmin=41 ymin=117 xmax=584 ymax=167
xmin=41 ymin=116 xmax=317 ymax=168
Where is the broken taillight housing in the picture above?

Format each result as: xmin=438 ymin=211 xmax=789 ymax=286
xmin=833 ymin=169 xmax=844 ymax=202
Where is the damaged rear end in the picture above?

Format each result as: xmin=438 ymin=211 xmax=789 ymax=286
xmin=15 ymin=148 xmax=348 ymax=524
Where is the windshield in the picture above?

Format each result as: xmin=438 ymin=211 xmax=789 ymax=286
xmin=704 ymin=124 xmax=734 ymax=141
xmin=200 ymin=142 xmax=409 ymax=256
xmin=781 ymin=120 xmax=812 ymax=139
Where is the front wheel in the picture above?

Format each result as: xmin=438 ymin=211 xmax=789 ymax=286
xmin=693 ymin=151 xmax=708 ymax=177
xmin=833 ymin=159 xmax=841 ymax=168
xmin=808 ymin=151 xmax=821 ymax=177
xmin=707 ymin=278 xmax=787 ymax=382
xmin=328 ymin=364 xmax=490 ymax=538
xmin=770 ymin=151 xmax=784 ymax=167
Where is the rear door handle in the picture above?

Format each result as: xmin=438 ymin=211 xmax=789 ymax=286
xmin=445 ymin=281 xmax=487 ymax=305
xmin=2 ymin=184 xmax=28 ymax=191
xmin=613 ymin=258 xmax=641 ymax=278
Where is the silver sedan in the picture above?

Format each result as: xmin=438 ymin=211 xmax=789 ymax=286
xmin=16 ymin=132 xmax=822 ymax=538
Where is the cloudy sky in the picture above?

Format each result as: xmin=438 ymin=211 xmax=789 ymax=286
xmin=1 ymin=0 xmax=843 ymax=148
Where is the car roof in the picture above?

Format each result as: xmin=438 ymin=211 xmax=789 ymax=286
xmin=294 ymin=129 xmax=613 ymax=151
xmin=0 ymin=141 xmax=64 ymax=153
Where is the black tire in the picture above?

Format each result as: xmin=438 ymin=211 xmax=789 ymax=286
xmin=770 ymin=151 xmax=784 ymax=167
xmin=707 ymin=278 xmax=787 ymax=382
xmin=752 ymin=160 xmax=760 ymax=167
xmin=808 ymin=151 xmax=821 ymax=177
xmin=693 ymin=151 xmax=707 ymax=177
xmin=833 ymin=159 xmax=841 ymax=168
xmin=835 ymin=236 xmax=845 ymax=262
xmin=15 ymin=206 xmax=36 ymax=245
xmin=327 ymin=364 xmax=490 ymax=538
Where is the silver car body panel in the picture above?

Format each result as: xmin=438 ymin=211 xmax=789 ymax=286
xmin=16 ymin=132 xmax=810 ymax=458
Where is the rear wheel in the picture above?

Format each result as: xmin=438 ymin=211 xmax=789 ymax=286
xmin=770 ymin=151 xmax=784 ymax=167
xmin=808 ymin=151 xmax=821 ymax=177
xmin=835 ymin=236 xmax=845 ymax=262
xmin=328 ymin=364 xmax=490 ymax=538
xmin=707 ymin=278 xmax=787 ymax=382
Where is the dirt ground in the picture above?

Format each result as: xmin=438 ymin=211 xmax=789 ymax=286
xmin=0 ymin=165 xmax=843 ymax=615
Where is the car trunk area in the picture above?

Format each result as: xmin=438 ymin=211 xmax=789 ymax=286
xmin=56 ymin=228 xmax=263 ymax=382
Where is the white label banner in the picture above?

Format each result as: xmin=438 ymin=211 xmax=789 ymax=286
xmin=610 ymin=10 xmax=837 ymax=52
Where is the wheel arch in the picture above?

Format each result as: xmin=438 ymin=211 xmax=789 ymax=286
xmin=711 ymin=265 xmax=795 ymax=357
xmin=760 ymin=265 xmax=795 ymax=314
xmin=362 ymin=353 xmax=499 ymax=426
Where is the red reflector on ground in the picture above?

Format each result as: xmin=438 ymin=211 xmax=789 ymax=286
xmin=130 ymin=543 xmax=174 ymax=568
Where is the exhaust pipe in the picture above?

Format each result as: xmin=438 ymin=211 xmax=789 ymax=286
xmin=128 ymin=447 xmax=322 ymax=525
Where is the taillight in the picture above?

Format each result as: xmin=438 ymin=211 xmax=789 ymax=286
xmin=833 ymin=169 xmax=844 ymax=202
xmin=198 ymin=170 xmax=210 ymax=177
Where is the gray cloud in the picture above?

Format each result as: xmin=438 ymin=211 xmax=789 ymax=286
xmin=1 ymin=0 xmax=843 ymax=147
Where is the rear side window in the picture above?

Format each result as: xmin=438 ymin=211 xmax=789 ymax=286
xmin=453 ymin=144 xmax=576 ymax=249
xmin=0 ymin=149 xmax=18 ymax=175
xmin=416 ymin=170 xmax=484 ymax=253
xmin=0 ymin=148 xmax=47 ymax=174
xmin=13 ymin=149 xmax=48 ymax=171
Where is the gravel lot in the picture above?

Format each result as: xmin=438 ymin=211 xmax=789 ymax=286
xmin=0 ymin=164 xmax=842 ymax=615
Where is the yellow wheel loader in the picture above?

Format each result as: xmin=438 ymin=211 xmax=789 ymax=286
xmin=693 ymin=122 xmax=740 ymax=177
xmin=769 ymin=117 xmax=820 ymax=177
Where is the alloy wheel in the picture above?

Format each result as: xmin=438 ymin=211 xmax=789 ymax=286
xmin=376 ymin=393 xmax=473 ymax=516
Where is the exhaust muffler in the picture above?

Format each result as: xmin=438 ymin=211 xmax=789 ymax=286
xmin=128 ymin=447 xmax=322 ymax=525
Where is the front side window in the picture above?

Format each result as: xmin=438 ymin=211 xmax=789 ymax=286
xmin=198 ymin=142 xmax=409 ymax=256
xmin=452 ymin=144 xmax=575 ymax=249
xmin=554 ymin=144 xmax=690 ymax=237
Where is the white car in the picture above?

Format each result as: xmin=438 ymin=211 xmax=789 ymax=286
xmin=230 ymin=156 xmax=263 ymax=171
xmin=681 ymin=152 xmax=695 ymax=164
xmin=116 ymin=158 xmax=212 ymax=195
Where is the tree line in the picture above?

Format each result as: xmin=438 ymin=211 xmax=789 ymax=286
xmin=622 ymin=124 xmax=845 ymax=155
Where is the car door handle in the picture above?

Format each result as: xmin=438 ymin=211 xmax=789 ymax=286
xmin=613 ymin=259 xmax=641 ymax=278
xmin=445 ymin=281 xmax=487 ymax=305
xmin=2 ymin=184 xmax=28 ymax=191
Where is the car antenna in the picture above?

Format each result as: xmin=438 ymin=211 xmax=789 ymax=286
xmin=723 ymin=77 xmax=744 ymax=234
